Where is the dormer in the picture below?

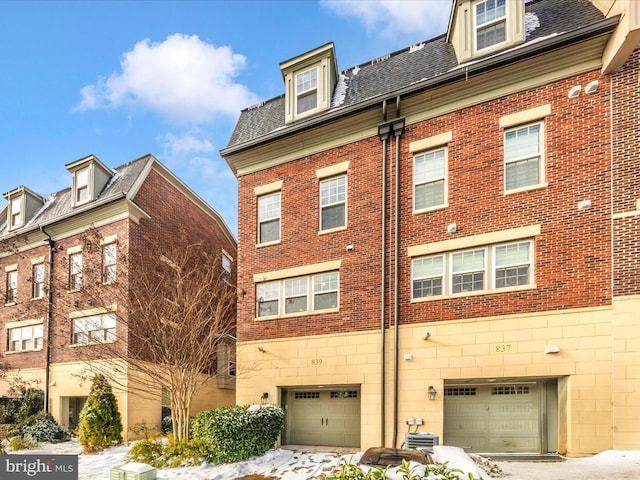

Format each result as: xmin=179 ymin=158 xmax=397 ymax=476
xmin=3 ymin=186 xmax=44 ymax=231
xmin=65 ymin=155 xmax=113 ymax=207
xmin=446 ymin=0 xmax=525 ymax=63
xmin=281 ymin=42 xmax=338 ymax=124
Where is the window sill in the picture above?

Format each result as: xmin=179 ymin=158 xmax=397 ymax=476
xmin=67 ymin=288 xmax=82 ymax=294
xmin=413 ymin=204 xmax=449 ymax=215
xmin=411 ymin=284 xmax=536 ymax=303
xmin=504 ymin=183 xmax=548 ymax=196
xmin=30 ymin=297 xmax=44 ymax=302
xmin=4 ymin=302 xmax=17 ymax=307
xmin=256 ymin=240 xmax=281 ymax=248
xmin=69 ymin=340 xmax=116 ymax=348
xmin=319 ymin=225 xmax=347 ymax=236
xmin=6 ymin=348 xmax=43 ymax=355
xmin=255 ymin=307 xmax=339 ymax=321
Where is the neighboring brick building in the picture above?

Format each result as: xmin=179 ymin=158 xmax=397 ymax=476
xmin=0 ymin=154 xmax=237 ymax=437
xmin=221 ymin=0 xmax=640 ymax=456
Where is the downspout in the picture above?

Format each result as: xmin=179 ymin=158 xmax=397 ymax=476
xmin=377 ymin=120 xmax=391 ymax=447
xmin=40 ymin=225 xmax=54 ymax=415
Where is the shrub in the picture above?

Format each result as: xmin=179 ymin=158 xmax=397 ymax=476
xmin=15 ymin=389 xmax=44 ymax=424
xmin=161 ymin=415 xmax=173 ymax=433
xmin=328 ymin=458 xmax=477 ymax=480
xmin=127 ymin=434 xmax=210 ymax=468
xmin=21 ymin=413 xmax=68 ymax=443
xmin=127 ymin=435 xmax=165 ymax=467
xmin=192 ymin=404 xmax=284 ymax=464
xmin=78 ymin=375 xmax=123 ymax=453
xmin=9 ymin=436 xmax=37 ymax=451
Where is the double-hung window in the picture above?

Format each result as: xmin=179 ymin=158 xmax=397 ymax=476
xmin=320 ymin=175 xmax=346 ymax=231
xmin=32 ymin=263 xmax=45 ymax=299
xmin=102 ymin=243 xmax=117 ymax=284
xmin=504 ymin=122 xmax=543 ymax=191
xmin=69 ymin=252 xmax=83 ymax=290
xmin=8 ymin=324 xmax=43 ymax=351
xmin=75 ymin=167 xmax=90 ymax=205
xmin=412 ymin=240 xmax=533 ymax=299
xmin=10 ymin=197 xmax=22 ymax=229
xmin=72 ymin=313 xmax=116 ymax=345
xmin=258 ymin=192 xmax=281 ymax=244
xmin=414 ymin=148 xmax=447 ymax=211
xmin=6 ymin=270 xmax=18 ymax=304
xmin=222 ymin=254 xmax=232 ymax=283
xmin=296 ymin=66 xmax=318 ymax=115
xmin=475 ymin=0 xmax=506 ymax=51
xmin=257 ymin=271 xmax=339 ymax=318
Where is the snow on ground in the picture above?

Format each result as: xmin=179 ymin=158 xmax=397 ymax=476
xmin=9 ymin=439 xmax=640 ymax=480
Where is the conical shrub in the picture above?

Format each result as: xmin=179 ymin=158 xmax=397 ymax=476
xmin=78 ymin=374 xmax=123 ymax=453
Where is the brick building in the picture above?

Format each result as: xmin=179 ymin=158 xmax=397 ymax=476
xmin=222 ymin=0 xmax=640 ymax=456
xmin=0 ymin=154 xmax=237 ymax=437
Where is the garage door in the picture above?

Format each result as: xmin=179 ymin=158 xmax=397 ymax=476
xmin=444 ymin=383 xmax=540 ymax=453
xmin=287 ymin=388 xmax=361 ymax=447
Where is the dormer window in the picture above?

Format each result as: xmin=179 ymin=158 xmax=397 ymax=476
xmin=475 ymin=0 xmax=506 ymax=51
xmin=10 ymin=197 xmax=22 ymax=229
xmin=66 ymin=155 xmax=113 ymax=207
xmin=446 ymin=0 xmax=524 ymax=62
xmin=281 ymin=42 xmax=338 ymax=124
xmin=296 ymin=67 xmax=318 ymax=115
xmin=3 ymin=186 xmax=44 ymax=232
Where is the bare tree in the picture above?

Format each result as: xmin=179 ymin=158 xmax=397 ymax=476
xmin=75 ymin=239 xmax=237 ymax=441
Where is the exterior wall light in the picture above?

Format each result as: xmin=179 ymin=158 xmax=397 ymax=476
xmin=428 ymin=385 xmax=437 ymax=400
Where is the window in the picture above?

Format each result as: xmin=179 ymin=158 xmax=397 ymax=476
xmin=257 ymin=271 xmax=339 ymax=317
xmin=296 ymin=66 xmax=318 ymax=115
xmin=412 ymin=240 xmax=533 ymax=299
xmin=32 ymin=263 xmax=45 ymax=299
xmin=475 ymin=0 xmax=506 ymax=51
xmin=8 ymin=324 xmax=43 ymax=351
xmin=414 ymin=148 xmax=447 ymax=211
xmin=102 ymin=243 xmax=117 ymax=284
xmin=505 ymin=123 xmax=543 ymax=191
xmin=222 ymin=254 xmax=232 ymax=282
xmin=258 ymin=192 xmax=281 ymax=244
xmin=320 ymin=175 xmax=346 ymax=231
xmin=9 ymin=197 xmax=22 ymax=229
xmin=72 ymin=313 xmax=116 ymax=345
xmin=5 ymin=270 xmax=18 ymax=304
xmin=69 ymin=253 xmax=83 ymax=290
xmin=75 ymin=167 xmax=90 ymax=204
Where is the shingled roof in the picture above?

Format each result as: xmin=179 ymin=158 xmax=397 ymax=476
xmin=0 ymin=155 xmax=152 ymax=237
xmin=223 ymin=0 xmax=609 ymax=153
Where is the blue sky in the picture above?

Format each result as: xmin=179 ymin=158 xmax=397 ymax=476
xmin=0 ymin=0 xmax=451 ymax=236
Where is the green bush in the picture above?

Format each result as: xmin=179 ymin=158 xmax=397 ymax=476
xmin=21 ymin=413 xmax=68 ymax=443
xmin=192 ymin=404 xmax=284 ymax=464
xmin=16 ymin=389 xmax=44 ymax=424
xmin=78 ymin=375 xmax=123 ymax=453
xmin=9 ymin=436 xmax=37 ymax=451
xmin=127 ymin=434 xmax=210 ymax=468
xmin=127 ymin=435 xmax=165 ymax=467
xmin=328 ymin=458 xmax=477 ymax=480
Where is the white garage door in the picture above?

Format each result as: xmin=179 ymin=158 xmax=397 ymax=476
xmin=287 ymin=388 xmax=361 ymax=447
xmin=444 ymin=383 xmax=541 ymax=453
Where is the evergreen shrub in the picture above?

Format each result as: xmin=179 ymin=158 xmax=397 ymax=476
xmin=78 ymin=375 xmax=123 ymax=453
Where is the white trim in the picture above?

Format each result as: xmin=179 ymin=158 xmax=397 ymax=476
xmin=4 ymin=263 xmax=18 ymax=272
xmin=316 ymin=161 xmax=350 ymax=179
xmin=69 ymin=305 xmax=117 ymax=319
xmin=6 ymin=318 xmax=44 ymax=329
xmin=255 ymin=180 xmax=283 ymax=196
xmin=67 ymin=245 xmax=83 ymax=255
xmin=499 ymin=104 xmax=552 ymax=128
xmin=100 ymin=234 xmax=118 ymax=245
xmin=409 ymin=131 xmax=453 ymax=153
xmin=254 ymin=260 xmax=341 ymax=283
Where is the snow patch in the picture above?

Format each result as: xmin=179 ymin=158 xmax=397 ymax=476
xmin=331 ymin=73 xmax=349 ymax=108
xmin=525 ymin=12 xmax=541 ymax=37
xmin=409 ymin=43 xmax=425 ymax=53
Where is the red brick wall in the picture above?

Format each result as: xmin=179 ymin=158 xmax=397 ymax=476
xmin=612 ymin=49 xmax=640 ymax=296
xmin=237 ymin=69 xmax=613 ymax=340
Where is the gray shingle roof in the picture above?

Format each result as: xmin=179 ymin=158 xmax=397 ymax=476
xmin=0 ymin=154 xmax=152 ymax=237
xmin=224 ymin=0 xmax=607 ymax=151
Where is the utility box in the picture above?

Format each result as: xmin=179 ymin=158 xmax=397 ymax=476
xmin=405 ymin=432 xmax=439 ymax=453
xmin=110 ymin=462 xmax=157 ymax=480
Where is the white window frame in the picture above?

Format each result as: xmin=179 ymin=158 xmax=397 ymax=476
xmin=413 ymin=147 xmax=447 ymax=212
xmin=69 ymin=252 xmax=83 ymax=290
xmin=5 ymin=270 xmax=18 ymax=304
xmin=411 ymin=240 xmax=533 ymax=299
xmin=295 ymin=66 xmax=319 ymax=116
xmin=8 ymin=324 xmax=43 ymax=352
xmin=504 ymin=122 xmax=544 ymax=192
xmin=72 ymin=313 xmax=116 ymax=345
xmin=256 ymin=271 xmax=339 ymax=318
xmin=102 ymin=243 xmax=117 ymax=284
xmin=474 ymin=0 xmax=507 ymax=53
xmin=320 ymin=175 xmax=347 ymax=232
xmin=257 ymin=192 xmax=281 ymax=245
xmin=75 ymin=167 xmax=90 ymax=205
xmin=9 ymin=196 xmax=22 ymax=230
xmin=32 ymin=263 xmax=45 ymax=299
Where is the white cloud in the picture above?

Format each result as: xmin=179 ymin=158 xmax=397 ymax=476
xmin=159 ymin=129 xmax=234 ymax=179
xmin=74 ymin=34 xmax=259 ymax=124
xmin=321 ymin=0 xmax=451 ymax=40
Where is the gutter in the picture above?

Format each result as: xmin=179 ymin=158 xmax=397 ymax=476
xmin=39 ymin=225 xmax=54 ymax=414
xmin=220 ymin=16 xmax=619 ymax=160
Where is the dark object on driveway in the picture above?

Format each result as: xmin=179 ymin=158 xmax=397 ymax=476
xmin=359 ymin=447 xmax=433 ymax=467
